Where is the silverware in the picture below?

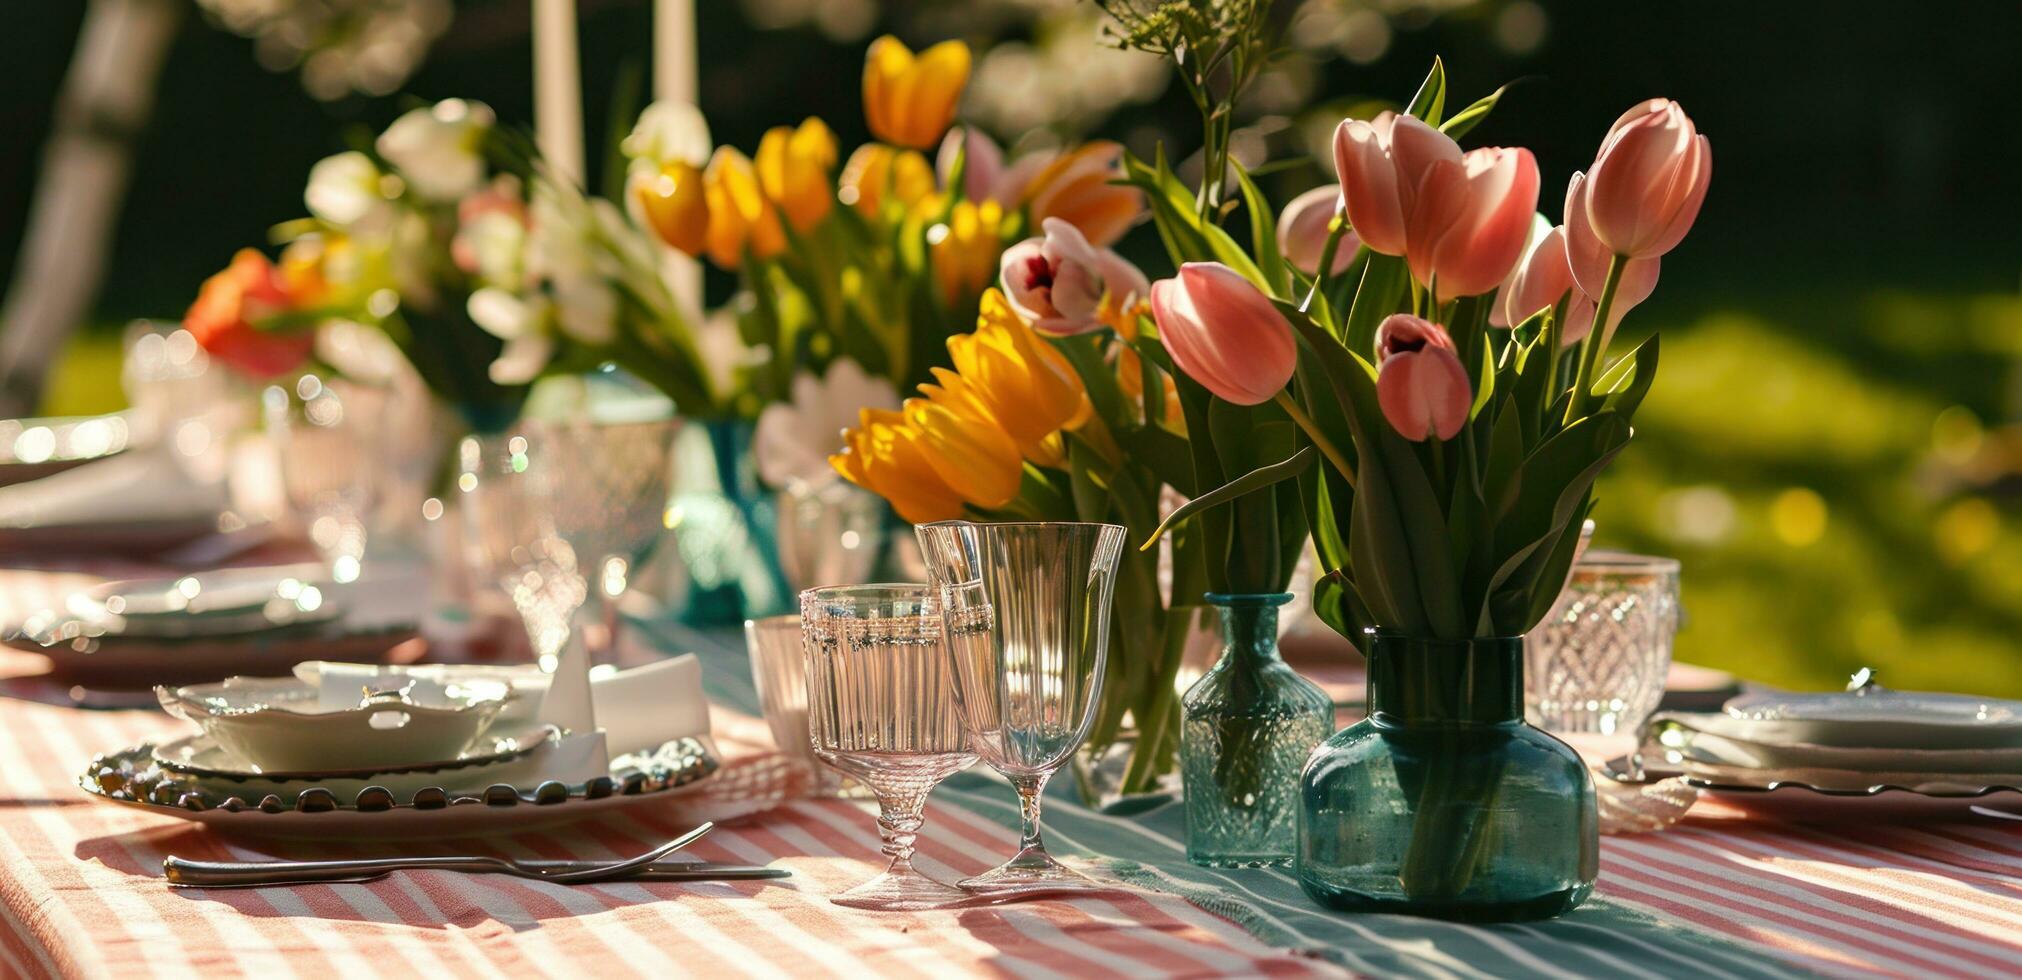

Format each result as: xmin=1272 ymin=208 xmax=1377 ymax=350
xmin=165 ymin=821 xmax=725 ymax=888
xmin=1970 ymin=805 xmax=2022 ymax=821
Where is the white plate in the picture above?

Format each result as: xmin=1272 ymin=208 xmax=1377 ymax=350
xmin=1601 ymin=754 xmax=2022 ymax=822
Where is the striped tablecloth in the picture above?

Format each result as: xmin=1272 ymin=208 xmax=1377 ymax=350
xmin=1 ymin=602 xmax=2019 ymax=977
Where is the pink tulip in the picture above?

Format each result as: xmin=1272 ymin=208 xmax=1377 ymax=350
xmin=1277 ymin=185 xmax=1360 ymax=276
xmin=1150 ymin=262 xmax=1296 ymax=406
xmin=937 ymin=127 xmax=1006 ymax=204
xmin=1332 ymin=112 xmax=1461 ymax=256
xmin=1373 ymin=314 xmax=1471 ymax=441
xmin=1582 ymin=99 xmax=1711 ymax=259
xmin=1564 ymin=172 xmax=1661 ymax=346
xmin=1492 ymin=225 xmax=1574 ymax=328
xmin=1403 ymin=147 xmax=1540 ymax=302
xmin=999 ymin=217 xmax=1150 ymax=336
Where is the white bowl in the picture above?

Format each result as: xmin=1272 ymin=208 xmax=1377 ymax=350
xmin=155 ymin=675 xmax=516 ymax=772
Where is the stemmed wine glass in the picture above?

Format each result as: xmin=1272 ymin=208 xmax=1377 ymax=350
xmin=915 ymin=521 xmax=1126 ymax=894
xmin=800 ymin=584 xmax=977 ymax=910
xmin=460 ymin=417 xmax=678 ymax=685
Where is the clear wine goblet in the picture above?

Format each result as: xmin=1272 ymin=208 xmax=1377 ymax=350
xmin=915 ymin=521 xmax=1126 ymax=894
xmin=460 ymin=416 xmax=677 ymax=680
xmin=800 ymin=584 xmax=977 ymax=910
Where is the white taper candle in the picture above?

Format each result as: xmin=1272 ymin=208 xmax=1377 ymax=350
xmin=532 ymin=0 xmax=585 ymax=186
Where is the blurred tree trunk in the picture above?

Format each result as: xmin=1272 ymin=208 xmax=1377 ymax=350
xmin=0 ymin=0 xmax=182 ymax=415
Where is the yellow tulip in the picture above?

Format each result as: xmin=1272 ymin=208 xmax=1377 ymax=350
xmin=755 ymin=117 xmax=838 ymax=234
xmin=863 ymin=36 xmax=970 ymax=151
xmin=831 ymin=407 xmax=967 ymax=524
xmin=703 ymin=146 xmax=785 ymax=269
xmin=1025 ymin=141 xmax=1146 ymax=248
xmin=904 ymin=391 xmax=1024 ymax=510
xmin=634 ymin=159 xmax=709 ymax=256
xmin=839 ymin=144 xmax=936 ymax=219
xmin=930 ymin=199 xmax=1003 ymax=304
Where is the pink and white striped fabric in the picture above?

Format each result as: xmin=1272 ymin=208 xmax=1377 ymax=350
xmin=0 ymin=694 xmax=1340 ymax=979
xmin=3 ymin=554 xmax=2021 ymax=977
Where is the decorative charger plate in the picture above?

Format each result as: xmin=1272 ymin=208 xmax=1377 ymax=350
xmin=79 ymin=735 xmax=719 ymax=838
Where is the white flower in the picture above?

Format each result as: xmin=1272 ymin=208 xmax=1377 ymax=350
xmin=377 ymin=99 xmax=494 ymax=201
xmin=621 ymin=101 xmax=712 ymax=169
xmin=526 ymin=185 xmax=619 ymax=346
xmin=468 ymin=287 xmax=556 ymax=385
xmin=304 ymin=151 xmax=392 ymax=229
xmin=754 ymin=358 xmax=899 ymax=488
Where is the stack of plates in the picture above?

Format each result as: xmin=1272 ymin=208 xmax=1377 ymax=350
xmin=83 ymin=672 xmax=718 ymax=838
xmin=1617 ymin=675 xmax=2022 ymax=819
xmin=5 ymin=565 xmax=421 ymax=688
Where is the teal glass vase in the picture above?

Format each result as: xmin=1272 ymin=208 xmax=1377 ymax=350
xmin=1180 ymin=593 xmax=1333 ymax=867
xmin=1295 ymin=631 xmax=1597 ymax=921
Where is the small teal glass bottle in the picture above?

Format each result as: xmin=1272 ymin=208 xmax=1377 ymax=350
xmin=1181 ymin=593 xmax=1333 ymax=867
xmin=1295 ymin=631 xmax=1598 ymax=921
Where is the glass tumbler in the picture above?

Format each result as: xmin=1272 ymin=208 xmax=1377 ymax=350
xmin=1525 ymin=551 xmax=1681 ymax=735
xmin=801 ymin=584 xmax=977 ymax=910
xmin=743 ymin=614 xmax=846 ymax=796
xmin=916 ymin=520 xmax=1126 ymax=895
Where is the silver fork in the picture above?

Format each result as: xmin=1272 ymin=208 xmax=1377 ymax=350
xmin=165 ymin=821 xmax=713 ymax=888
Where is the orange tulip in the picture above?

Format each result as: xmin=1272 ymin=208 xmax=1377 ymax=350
xmin=903 ymin=392 xmax=1024 ymax=509
xmin=831 ymin=407 xmax=967 ymax=524
xmin=634 ymin=159 xmax=709 ymax=256
xmin=1024 ymin=142 xmax=1144 ymax=248
xmin=703 ymin=147 xmax=785 ymax=269
xmin=184 ymin=249 xmax=320 ymax=378
xmin=755 ymin=117 xmax=839 ymax=233
xmin=931 ymin=198 xmax=1005 ymax=304
xmin=863 ymin=36 xmax=971 ymax=151
xmin=839 ymin=144 xmax=936 ymax=219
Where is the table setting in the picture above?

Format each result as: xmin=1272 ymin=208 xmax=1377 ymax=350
xmin=1 ymin=4 xmax=2021 ymax=978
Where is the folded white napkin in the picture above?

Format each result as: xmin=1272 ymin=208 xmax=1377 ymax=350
xmin=0 ymin=449 xmax=226 ymax=528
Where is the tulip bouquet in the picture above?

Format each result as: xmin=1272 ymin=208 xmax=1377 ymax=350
xmin=192 ymin=99 xmax=721 ymax=431
xmin=1112 ymin=49 xmax=1707 ymax=907
xmin=623 ymin=36 xmax=1147 ymax=423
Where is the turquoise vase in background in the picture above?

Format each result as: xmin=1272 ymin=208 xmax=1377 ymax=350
xmin=669 ymin=418 xmax=793 ymax=626
xmin=1180 ymin=593 xmax=1332 ymax=867
xmin=1296 ymin=631 xmax=1597 ymax=922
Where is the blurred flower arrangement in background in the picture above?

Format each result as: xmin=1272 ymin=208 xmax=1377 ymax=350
xmin=194 ymin=0 xmax=452 ymax=100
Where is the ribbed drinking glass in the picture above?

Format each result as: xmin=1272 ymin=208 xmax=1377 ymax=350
xmin=800 ymin=584 xmax=977 ymax=910
xmin=915 ymin=521 xmax=1126 ymax=895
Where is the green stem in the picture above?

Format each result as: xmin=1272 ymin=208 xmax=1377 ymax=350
xmin=1566 ymin=254 xmax=1627 ymax=423
xmin=1274 ymin=391 xmax=1355 ymax=489
xmin=1298 ymin=214 xmax=1349 ymax=315
xmin=1425 ymin=432 xmax=1446 ymax=495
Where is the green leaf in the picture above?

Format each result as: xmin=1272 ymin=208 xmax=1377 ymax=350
xmin=1439 ymin=82 xmax=1514 ymax=140
xmin=1597 ymin=334 xmax=1660 ymax=423
xmin=1406 ymin=57 xmax=1448 ymax=124
xmin=1138 ymin=447 xmax=1314 ymax=551
xmin=1118 ymin=423 xmax=1197 ymax=497
xmin=1344 ymin=254 xmax=1410 ymax=354
xmin=1232 ymin=161 xmax=1291 ymax=296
